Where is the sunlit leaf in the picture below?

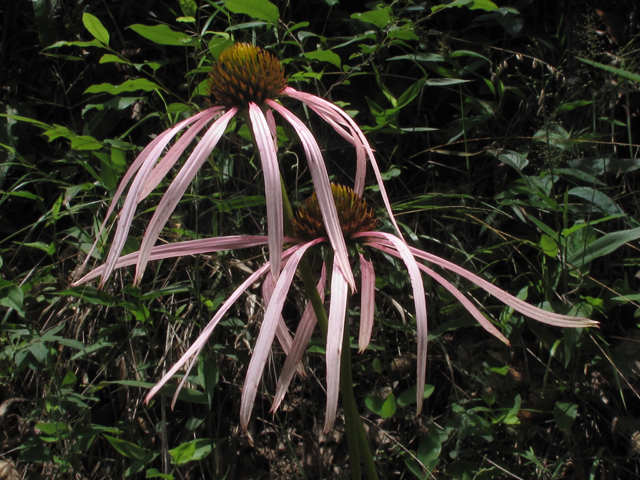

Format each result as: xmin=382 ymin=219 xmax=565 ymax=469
xmin=224 ymin=0 xmax=279 ymax=23
xmin=82 ymin=13 xmax=110 ymax=45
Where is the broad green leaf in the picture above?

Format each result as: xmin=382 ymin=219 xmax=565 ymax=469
xmin=85 ymin=79 xmax=164 ymax=95
xmin=540 ymin=234 xmax=558 ymax=258
xmin=129 ymin=24 xmax=195 ymax=46
xmin=432 ymin=0 xmax=498 ymax=13
xmin=303 ymin=50 xmax=341 ymax=68
xmin=146 ymin=469 xmax=174 ymax=479
xmin=224 ymin=0 xmax=279 ymax=23
xmin=104 ymin=435 xmax=148 ymax=461
xmin=568 ymin=226 xmax=640 ymax=268
xmin=380 ymin=393 xmax=397 ymax=418
xmin=365 ymin=394 xmax=385 ymax=415
xmin=569 ymin=187 xmax=624 ymax=216
xmin=82 ymin=13 xmax=110 ymax=45
xmin=169 ymin=438 xmax=215 ymax=465
xmin=417 ymin=428 xmax=442 ymax=471
xmin=554 ymin=401 xmax=578 ymax=431
xmin=397 ymin=385 xmax=434 ymax=406
xmin=351 ymin=9 xmax=392 ymax=29
xmin=0 ymin=280 xmax=25 ymax=317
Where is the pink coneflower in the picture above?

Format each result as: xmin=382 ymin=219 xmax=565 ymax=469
xmin=74 ymin=185 xmax=597 ymax=433
xmin=81 ymin=43 xmax=400 ymax=292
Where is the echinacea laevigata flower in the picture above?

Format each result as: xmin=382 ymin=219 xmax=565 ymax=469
xmin=74 ymin=184 xmax=598 ymax=433
xmin=80 ymin=43 xmax=401 ymax=291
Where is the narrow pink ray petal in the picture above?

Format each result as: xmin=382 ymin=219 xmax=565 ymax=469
xmin=249 ymin=102 xmax=283 ymax=280
xmin=367 ymin=241 xmax=509 ymax=345
xmin=82 ymin=110 xmax=214 ymax=284
xmin=323 ymin=263 xmax=349 ymax=433
xmin=138 ymin=107 xmax=224 ymax=201
xmin=72 ymin=236 xmax=272 ymax=285
xmin=240 ymin=238 xmax=324 ymax=431
xmin=358 ymin=253 xmax=376 ymax=353
xmin=271 ymin=262 xmax=327 ymax=412
xmin=283 ymin=87 xmax=403 ymax=239
xmin=356 ymin=232 xmax=428 ymax=414
xmin=262 ymin=272 xmax=296 ymax=359
xmin=266 ymin=99 xmax=356 ymax=291
xmin=370 ymin=236 xmax=597 ymax=328
xmin=145 ymin=243 xmax=304 ymax=407
xmin=266 ymin=109 xmax=278 ymax=150
xmin=134 ymin=108 xmax=238 ymax=286
xmin=145 ymin=257 xmax=271 ymax=405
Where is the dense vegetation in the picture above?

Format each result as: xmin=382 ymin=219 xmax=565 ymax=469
xmin=1 ymin=0 xmax=640 ymax=478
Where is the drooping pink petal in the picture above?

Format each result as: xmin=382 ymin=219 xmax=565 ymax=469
xmin=266 ymin=99 xmax=356 ymax=291
xmin=82 ymin=110 xmax=216 ymax=284
xmin=356 ymin=232 xmax=428 ymax=414
xmin=398 ymin=240 xmax=597 ymax=328
xmin=266 ymin=109 xmax=278 ymax=150
xmin=271 ymin=263 xmax=327 ymax=412
xmin=283 ymin=87 xmax=402 ymax=239
xmin=249 ymin=102 xmax=283 ymax=280
xmin=367 ymin=241 xmax=509 ymax=345
xmin=358 ymin=253 xmax=376 ymax=353
xmin=145 ymin=256 xmax=271 ymax=406
xmin=138 ymin=107 xmax=224 ymax=202
xmin=262 ymin=272 xmax=297 ymax=362
xmin=72 ymin=236 xmax=272 ymax=285
xmin=144 ymin=242 xmax=305 ymax=407
xmin=323 ymin=262 xmax=350 ymax=433
xmin=240 ymin=238 xmax=324 ymax=431
xmin=134 ymin=108 xmax=238 ymax=285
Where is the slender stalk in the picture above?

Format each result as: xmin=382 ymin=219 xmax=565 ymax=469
xmin=248 ymin=111 xmax=376 ymax=479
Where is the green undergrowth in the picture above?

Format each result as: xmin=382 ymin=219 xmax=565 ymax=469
xmin=1 ymin=0 xmax=640 ymax=478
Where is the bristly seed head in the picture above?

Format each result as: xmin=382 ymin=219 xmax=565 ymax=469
xmin=293 ymin=184 xmax=378 ymax=240
xmin=208 ymin=43 xmax=287 ymax=108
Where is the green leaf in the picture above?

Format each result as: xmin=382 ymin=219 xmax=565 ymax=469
xmin=567 ymin=226 xmax=640 ymax=268
xmin=169 ymin=438 xmax=216 ymax=465
xmin=417 ymin=428 xmax=442 ymax=471
xmin=426 ymin=78 xmax=473 ymax=86
xmin=82 ymin=13 xmax=110 ymax=45
xmin=85 ymin=79 xmax=164 ymax=95
xmin=0 ymin=280 xmax=25 ymax=317
xmin=128 ymin=24 xmax=195 ymax=46
xmin=397 ymin=385 xmax=435 ymax=406
xmin=351 ymin=8 xmax=392 ymax=29
xmin=146 ymin=469 xmax=174 ymax=479
xmin=432 ymin=0 xmax=498 ymax=13
xmin=380 ymin=393 xmax=397 ymax=418
xmin=224 ymin=0 xmax=279 ymax=23
xmin=104 ymin=435 xmax=148 ymax=461
xmin=554 ymin=401 xmax=578 ymax=431
xmin=178 ymin=0 xmax=198 ymax=17
xmin=576 ymin=57 xmax=640 ymax=83
xmin=303 ymin=50 xmax=341 ymax=68
xmin=540 ymin=234 xmax=558 ymax=258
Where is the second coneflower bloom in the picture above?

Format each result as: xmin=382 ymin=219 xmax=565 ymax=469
xmin=81 ymin=43 xmax=400 ymax=290
xmin=74 ymin=185 xmax=598 ymax=433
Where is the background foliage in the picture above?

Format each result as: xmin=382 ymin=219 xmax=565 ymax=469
xmin=1 ymin=0 xmax=640 ymax=478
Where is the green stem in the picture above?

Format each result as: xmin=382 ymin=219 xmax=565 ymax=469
xmin=248 ymin=112 xmax=375 ymax=479
xmin=340 ymin=321 xmax=379 ymax=480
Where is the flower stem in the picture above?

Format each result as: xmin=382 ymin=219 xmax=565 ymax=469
xmin=280 ymin=181 xmax=377 ymax=479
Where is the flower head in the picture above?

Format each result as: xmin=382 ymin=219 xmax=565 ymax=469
xmin=293 ymin=183 xmax=378 ymax=240
xmin=75 ymin=185 xmax=598 ymax=434
xmin=78 ymin=43 xmax=403 ymax=294
xmin=208 ymin=43 xmax=286 ymax=108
